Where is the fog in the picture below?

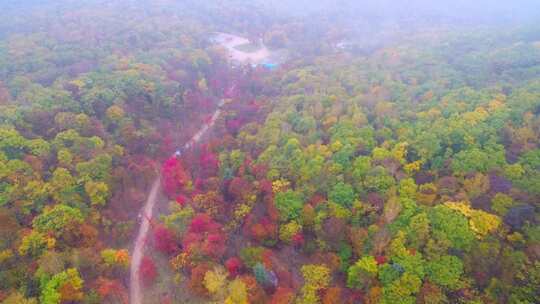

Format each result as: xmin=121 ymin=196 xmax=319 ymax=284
xmin=3 ymin=0 xmax=539 ymax=50
xmin=269 ymin=0 xmax=540 ymax=20
xmin=0 ymin=1 xmax=539 ymax=304
xmin=3 ymin=0 xmax=540 ymax=24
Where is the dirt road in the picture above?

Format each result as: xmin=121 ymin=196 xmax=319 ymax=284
xmin=129 ymin=99 xmax=224 ymax=304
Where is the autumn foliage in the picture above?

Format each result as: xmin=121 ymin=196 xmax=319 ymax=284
xmin=162 ymin=156 xmax=191 ymax=198
xmin=226 ymin=257 xmax=244 ymax=277
xmin=183 ymin=213 xmax=227 ymax=259
xmin=1 ymin=3 xmax=540 ymax=304
xmin=153 ymin=225 xmax=179 ymax=255
xmin=140 ymin=256 xmax=157 ymax=286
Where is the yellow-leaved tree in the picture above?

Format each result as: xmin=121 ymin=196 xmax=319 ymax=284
xmin=444 ymin=201 xmax=501 ymax=237
xmin=297 ymin=264 xmax=331 ymax=304
xmin=204 ymin=266 xmax=228 ymax=299
xmin=224 ymin=279 xmax=249 ymax=304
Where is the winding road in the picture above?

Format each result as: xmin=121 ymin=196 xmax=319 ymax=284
xmin=129 ymin=99 xmax=225 ymax=304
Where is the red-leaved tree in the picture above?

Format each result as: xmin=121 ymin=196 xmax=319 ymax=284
xmin=140 ymin=256 xmax=157 ymax=286
xmin=183 ymin=213 xmax=226 ymax=260
xmin=225 ymin=257 xmax=243 ymax=277
xmin=199 ymin=145 xmax=219 ymax=177
xmin=154 ymin=225 xmax=179 ymax=255
xmin=162 ymin=157 xmax=191 ymax=198
xmin=175 ymin=194 xmax=189 ymax=206
xmin=96 ymin=277 xmax=128 ymax=304
xmin=228 ymin=176 xmax=252 ymax=202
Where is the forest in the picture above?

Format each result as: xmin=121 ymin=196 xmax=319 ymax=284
xmin=0 ymin=1 xmax=539 ymax=304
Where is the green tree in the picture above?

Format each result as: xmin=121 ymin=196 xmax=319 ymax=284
xmin=426 ymin=255 xmax=464 ymax=290
xmin=398 ymin=178 xmax=417 ymax=200
xmin=84 ymin=180 xmax=109 ymax=206
xmin=56 ymin=148 xmax=73 ymax=167
xmin=32 ymin=204 xmax=84 ymax=237
xmin=239 ymin=246 xmax=265 ymax=268
xmin=514 ymin=149 xmax=540 ymax=194
xmin=406 ymin=212 xmax=430 ymax=249
xmin=378 ymin=263 xmax=401 ymax=286
xmin=0 ymin=126 xmax=28 ymax=158
xmin=347 ymin=256 xmax=378 ymax=289
xmin=275 ymin=190 xmax=304 ymax=221
xmin=48 ymin=168 xmax=79 ymax=204
xmin=364 ymin=166 xmax=395 ymax=193
xmin=381 ymin=272 xmax=422 ymax=304
xmin=18 ymin=230 xmax=52 ymax=257
xmin=253 ymin=263 xmax=276 ymax=288
xmin=76 ymin=154 xmax=112 ymax=182
xmin=428 ymin=205 xmax=474 ymax=251
xmin=27 ymin=138 xmax=50 ymax=157
xmin=451 ymin=146 xmax=506 ymax=175
xmin=351 ymin=156 xmax=372 ymax=191
xmin=328 ymin=182 xmax=355 ymax=208
xmin=491 ymin=193 xmax=515 ymax=216
xmin=40 ymin=268 xmax=84 ymax=304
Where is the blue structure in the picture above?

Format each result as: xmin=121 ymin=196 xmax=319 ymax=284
xmin=250 ymin=62 xmax=279 ymax=70
xmin=261 ymin=62 xmax=278 ymax=70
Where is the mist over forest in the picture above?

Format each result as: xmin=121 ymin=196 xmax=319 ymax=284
xmin=0 ymin=1 xmax=539 ymax=304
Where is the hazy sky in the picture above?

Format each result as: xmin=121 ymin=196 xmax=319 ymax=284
xmin=263 ymin=0 xmax=540 ymax=21
xmin=1 ymin=0 xmax=539 ymax=30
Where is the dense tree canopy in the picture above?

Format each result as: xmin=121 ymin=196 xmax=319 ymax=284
xmin=0 ymin=1 xmax=539 ymax=303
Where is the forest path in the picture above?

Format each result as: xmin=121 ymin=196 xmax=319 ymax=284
xmin=129 ymin=178 xmax=160 ymax=304
xmin=129 ymin=99 xmax=225 ymax=304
